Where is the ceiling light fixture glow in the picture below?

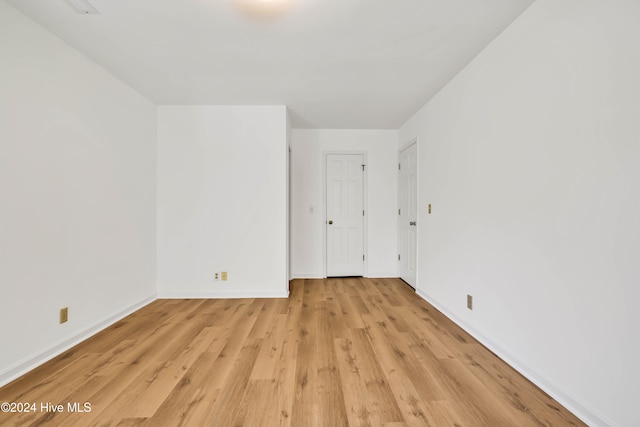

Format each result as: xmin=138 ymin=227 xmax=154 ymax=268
xmin=234 ymin=0 xmax=294 ymax=19
xmin=64 ymin=0 xmax=99 ymax=14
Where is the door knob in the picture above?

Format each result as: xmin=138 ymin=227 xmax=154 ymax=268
xmin=409 ymin=221 xmax=417 ymax=226
xmin=328 ymin=220 xmax=333 ymax=225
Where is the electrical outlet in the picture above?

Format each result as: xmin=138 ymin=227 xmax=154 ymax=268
xmin=60 ymin=307 xmax=68 ymax=324
xmin=221 ymin=271 xmax=228 ymax=281
xmin=467 ymin=295 xmax=473 ymax=310
xmin=214 ymin=272 xmax=220 ymax=281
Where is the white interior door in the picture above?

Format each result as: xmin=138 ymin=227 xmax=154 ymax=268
xmin=326 ymin=154 xmax=364 ymax=277
xmin=398 ymin=143 xmax=417 ymax=287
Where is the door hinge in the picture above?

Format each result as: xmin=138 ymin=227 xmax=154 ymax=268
xmin=363 ymin=254 xmax=365 ymax=261
xmin=362 ymin=164 xmax=366 ymax=171
xmin=398 ymin=163 xmax=401 ymax=170
xmin=363 ymin=210 xmax=365 ymax=216
xmin=398 ymin=254 xmax=401 ymax=261
xmin=398 ymin=209 xmax=401 ymax=215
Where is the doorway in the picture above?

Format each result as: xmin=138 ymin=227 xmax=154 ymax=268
xmin=325 ymin=153 xmax=365 ymax=277
xmin=398 ymin=142 xmax=417 ymax=288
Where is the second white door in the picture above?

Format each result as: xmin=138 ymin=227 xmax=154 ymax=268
xmin=326 ymin=154 xmax=364 ymax=277
xmin=398 ymin=143 xmax=417 ymax=287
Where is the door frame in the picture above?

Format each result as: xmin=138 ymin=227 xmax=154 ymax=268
xmin=398 ymin=138 xmax=418 ymax=288
xmin=322 ymin=151 xmax=368 ymax=278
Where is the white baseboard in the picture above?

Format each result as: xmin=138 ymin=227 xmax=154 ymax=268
xmin=7 ymin=285 xmax=606 ymax=425
xmin=367 ymin=274 xmax=401 ymax=279
xmin=0 ymin=295 xmax=156 ymax=388
xmin=291 ymin=273 xmax=325 ymax=279
xmin=157 ymin=290 xmax=289 ymax=299
xmin=291 ymin=274 xmax=399 ymax=279
xmin=415 ymin=289 xmax=613 ymax=427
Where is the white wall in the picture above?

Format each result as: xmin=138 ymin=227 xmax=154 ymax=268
xmin=290 ymin=129 xmax=398 ymax=278
xmin=399 ymin=0 xmax=640 ymax=425
xmin=287 ymin=111 xmax=292 ymax=281
xmin=157 ymin=105 xmax=289 ymax=298
xmin=0 ymin=2 xmax=157 ymax=386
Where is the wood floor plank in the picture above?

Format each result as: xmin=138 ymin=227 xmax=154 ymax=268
xmin=291 ymin=285 xmax=320 ymax=411
xmin=334 ymin=329 xmax=404 ymax=426
xmin=358 ymin=321 xmax=438 ymax=426
xmin=198 ymin=338 xmax=263 ymax=426
xmin=139 ymin=351 xmax=222 ymax=427
xmin=314 ymin=300 xmax=349 ymax=427
xmin=250 ymin=314 xmax=288 ymax=381
xmin=115 ymin=418 xmax=148 ymax=426
xmin=326 ymin=293 xmax=350 ymax=339
xmin=435 ymin=358 xmax=523 ymax=427
xmin=94 ymin=326 xmax=222 ymax=420
xmin=458 ymin=342 xmax=584 ymax=426
xmin=0 ymin=278 xmax=586 ymax=427
xmin=363 ymin=314 xmax=446 ymax=403
xmin=234 ymin=379 xmax=277 ymax=427
xmin=335 ymin=292 xmax=366 ymax=330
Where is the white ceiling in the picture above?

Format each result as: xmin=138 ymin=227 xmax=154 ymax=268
xmin=6 ymin=0 xmax=535 ymax=129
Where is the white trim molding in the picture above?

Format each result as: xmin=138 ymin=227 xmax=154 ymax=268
xmin=0 ymin=295 xmax=156 ymax=388
xmin=157 ymin=291 xmax=289 ymax=299
xmin=415 ymin=289 xmax=614 ymax=427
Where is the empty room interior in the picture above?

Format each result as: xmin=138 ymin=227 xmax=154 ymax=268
xmin=0 ymin=0 xmax=638 ymax=426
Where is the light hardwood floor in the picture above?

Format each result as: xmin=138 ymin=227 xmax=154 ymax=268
xmin=0 ymin=278 xmax=585 ymax=426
